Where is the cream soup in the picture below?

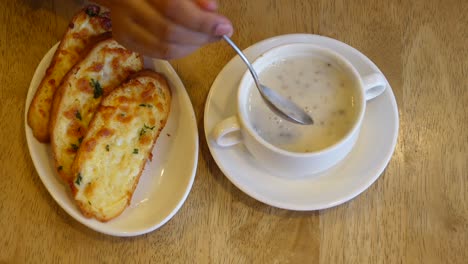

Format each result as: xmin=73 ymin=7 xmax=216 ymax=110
xmin=247 ymin=55 xmax=360 ymax=153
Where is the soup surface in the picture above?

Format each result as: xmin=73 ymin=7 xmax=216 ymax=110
xmin=246 ymin=55 xmax=360 ymax=152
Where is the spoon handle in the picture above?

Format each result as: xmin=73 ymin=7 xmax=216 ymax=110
xmin=222 ymin=35 xmax=261 ymax=88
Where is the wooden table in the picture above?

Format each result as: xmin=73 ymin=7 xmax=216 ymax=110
xmin=1 ymin=0 xmax=466 ymax=263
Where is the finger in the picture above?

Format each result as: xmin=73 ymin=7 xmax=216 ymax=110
xmin=112 ymin=13 xmax=200 ymax=59
xmin=150 ymin=0 xmax=233 ymax=37
xmin=125 ymin=35 xmax=200 ymax=60
xmin=131 ymin=7 xmax=220 ymax=45
xmin=124 ymin=1 xmax=220 ymax=45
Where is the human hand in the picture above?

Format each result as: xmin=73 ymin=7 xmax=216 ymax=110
xmin=94 ymin=0 xmax=233 ymax=59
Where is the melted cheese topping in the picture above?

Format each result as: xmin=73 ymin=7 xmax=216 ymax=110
xmin=72 ymin=73 xmax=171 ymax=221
xmin=52 ymin=39 xmax=143 ymax=182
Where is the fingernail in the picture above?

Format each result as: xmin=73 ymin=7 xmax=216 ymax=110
xmin=214 ymin=23 xmax=233 ymax=36
xmin=204 ymin=1 xmax=218 ymax=11
xmin=196 ymin=0 xmax=218 ymax=11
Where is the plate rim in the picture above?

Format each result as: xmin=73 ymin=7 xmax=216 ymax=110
xmin=204 ymin=33 xmax=399 ymax=211
xmin=24 ymin=42 xmax=199 ymax=236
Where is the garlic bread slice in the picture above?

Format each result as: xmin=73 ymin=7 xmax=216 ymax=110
xmin=27 ymin=5 xmax=112 ymax=142
xmin=71 ymin=71 xmax=171 ymax=222
xmin=50 ymin=38 xmax=143 ymax=183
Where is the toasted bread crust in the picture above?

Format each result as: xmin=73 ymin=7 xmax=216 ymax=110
xmin=70 ymin=70 xmax=171 ymax=222
xmin=50 ymin=38 xmax=144 ymax=183
xmin=27 ymin=5 xmax=112 ymax=142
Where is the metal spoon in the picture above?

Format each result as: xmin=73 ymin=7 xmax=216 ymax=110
xmin=222 ymin=35 xmax=314 ymax=125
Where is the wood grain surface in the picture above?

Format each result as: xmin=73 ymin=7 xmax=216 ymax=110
xmin=1 ymin=0 xmax=466 ymax=263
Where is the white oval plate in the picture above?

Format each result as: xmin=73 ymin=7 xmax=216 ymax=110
xmin=25 ymin=43 xmax=198 ymax=236
xmin=204 ymin=34 xmax=399 ymax=210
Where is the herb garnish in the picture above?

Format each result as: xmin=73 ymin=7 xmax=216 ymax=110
xmin=78 ymin=137 xmax=83 ymax=144
xmin=139 ymin=124 xmax=155 ymax=137
xmin=139 ymin=103 xmax=153 ymax=108
xmin=58 ymin=166 xmax=63 ymax=171
xmin=90 ymin=79 xmax=103 ymax=99
xmin=71 ymin=143 xmax=79 ymax=151
xmin=75 ymin=111 xmax=82 ymax=120
xmin=85 ymin=6 xmax=99 ymax=17
xmin=105 ymin=145 xmax=110 ymax=152
xmin=133 ymin=149 xmax=139 ymax=154
xmin=75 ymin=173 xmax=82 ymax=186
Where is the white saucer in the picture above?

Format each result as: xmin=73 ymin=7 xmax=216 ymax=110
xmin=204 ymin=34 xmax=399 ymax=210
xmin=25 ymin=43 xmax=199 ymax=236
